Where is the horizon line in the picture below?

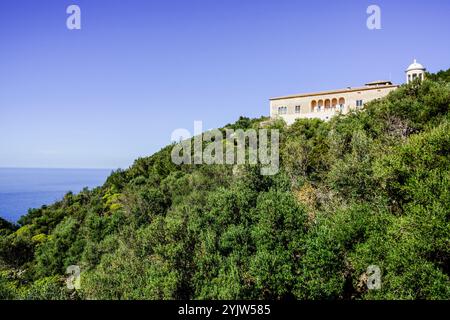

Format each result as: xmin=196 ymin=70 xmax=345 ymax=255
xmin=0 ymin=166 xmax=118 ymax=170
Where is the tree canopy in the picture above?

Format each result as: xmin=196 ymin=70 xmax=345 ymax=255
xmin=1 ymin=72 xmax=449 ymax=300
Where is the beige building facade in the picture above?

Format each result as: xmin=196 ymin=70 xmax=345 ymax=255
xmin=270 ymin=60 xmax=425 ymax=124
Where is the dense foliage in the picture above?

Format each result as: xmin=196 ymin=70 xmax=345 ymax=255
xmin=1 ymin=71 xmax=449 ymax=300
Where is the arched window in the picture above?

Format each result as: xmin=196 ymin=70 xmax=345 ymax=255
xmin=338 ymin=97 xmax=345 ymax=111
xmin=331 ymin=98 xmax=338 ymax=109
xmin=325 ymin=99 xmax=331 ymax=109
xmin=318 ymin=99 xmax=324 ymax=111
xmin=311 ymin=100 xmax=317 ymax=112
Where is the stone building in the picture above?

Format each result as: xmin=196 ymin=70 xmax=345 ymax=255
xmin=269 ymin=60 xmax=425 ymax=124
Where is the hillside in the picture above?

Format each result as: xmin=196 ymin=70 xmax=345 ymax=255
xmin=1 ymin=69 xmax=449 ymax=300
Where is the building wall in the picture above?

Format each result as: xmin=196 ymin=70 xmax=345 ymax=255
xmin=270 ymin=85 xmax=398 ymax=124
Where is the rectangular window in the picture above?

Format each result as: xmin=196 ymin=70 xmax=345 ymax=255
xmin=278 ymin=106 xmax=287 ymax=115
xmin=295 ymin=106 xmax=301 ymax=113
xmin=356 ymin=100 xmax=363 ymax=107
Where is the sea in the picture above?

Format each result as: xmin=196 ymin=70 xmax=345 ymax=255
xmin=0 ymin=168 xmax=112 ymax=223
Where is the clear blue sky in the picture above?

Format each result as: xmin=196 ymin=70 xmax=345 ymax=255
xmin=1 ymin=0 xmax=449 ymax=169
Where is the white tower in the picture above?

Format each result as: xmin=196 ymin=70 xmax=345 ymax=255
xmin=406 ymin=59 xmax=426 ymax=84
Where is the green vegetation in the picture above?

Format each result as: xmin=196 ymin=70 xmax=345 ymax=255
xmin=1 ymin=71 xmax=449 ymax=300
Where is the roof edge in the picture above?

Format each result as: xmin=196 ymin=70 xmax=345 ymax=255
xmin=269 ymin=84 xmax=399 ymax=101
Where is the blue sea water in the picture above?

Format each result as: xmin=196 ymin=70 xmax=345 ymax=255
xmin=0 ymin=168 xmax=112 ymax=223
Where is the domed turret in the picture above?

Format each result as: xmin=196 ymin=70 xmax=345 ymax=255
xmin=406 ymin=59 xmax=426 ymax=84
